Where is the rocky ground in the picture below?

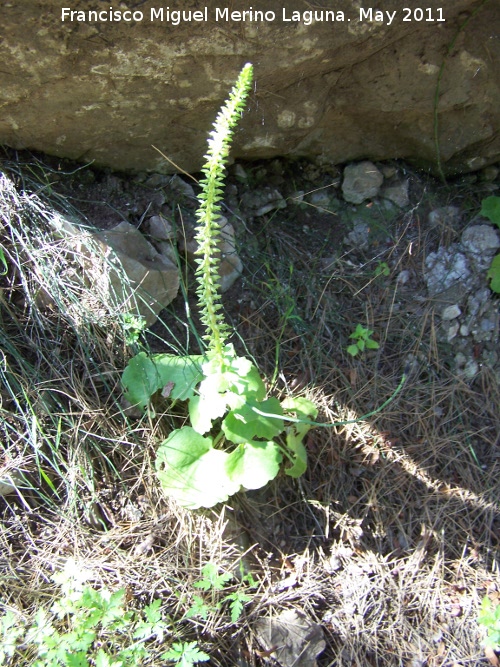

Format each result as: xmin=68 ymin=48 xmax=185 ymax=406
xmin=1 ymin=148 xmax=499 ymax=666
xmin=30 ymin=150 xmax=500 ymax=384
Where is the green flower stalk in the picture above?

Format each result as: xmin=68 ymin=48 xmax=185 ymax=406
xmin=194 ymin=63 xmax=253 ymax=363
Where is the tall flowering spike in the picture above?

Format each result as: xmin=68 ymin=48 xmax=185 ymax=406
xmin=194 ymin=63 xmax=253 ymax=363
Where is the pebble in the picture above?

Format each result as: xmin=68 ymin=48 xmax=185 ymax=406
xmin=428 ymin=206 xmax=462 ymax=230
xmin=342 ymin=161 xmax=384 ymax=204
xmin=381 ymin=179 xmax=410 ymax=208
xmin=441 ymin=304 xmax=461 ymax=321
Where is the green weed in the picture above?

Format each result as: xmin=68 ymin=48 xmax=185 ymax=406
xmin=347 ymin=323 xmax=380 ymax=357
xmin=478 ymin=596 xmax=500 ymax=650
xmin=481 ymin=195 xmax=500 ymax=293
xmin=162 ymin=641 xmax=209 ymax=667
xmin=0 ymin=559 xmax=173 ymax=666
xmin=374 ymin=261 xmax=390 ymax=277
xmin=121 ymin=312 xmax=147 ymax=347
xmin=185 ymin=563 xmax=255 ymax=624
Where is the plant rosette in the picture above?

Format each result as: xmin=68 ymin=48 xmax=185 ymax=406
xmin=122 ymin=344 xmax=317 ymax=509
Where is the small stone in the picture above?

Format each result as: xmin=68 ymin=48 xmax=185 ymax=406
xmin=342 ymin=161 xmax=384 ymax=204
xmin=345 ymin=221 xmax=370 ymax=250
xmin=482 ymin=349 xmax=498 ymax=367
xmin=441 ymin=304 xmax=461 ymax=320
xmin=381 ymin=165 xmax=397 ymax=179
xmin=460 ymin=324 xmax=470 ymax=336
xmin=145 ymin=173 xmax=170 ymax=188
xmin=308 ymin=190 xmax=331 ymax=207
xmin=289 ymin=190 xmax=304 ymax=204
xmin=467 ymin=288 xmax=490 ymax=317
xmin=255 ymin=193 xmax=287 ymax=216
xmin=241 ymin=188 xmax=287 ymax=217
xmin=155 ymin=241 xmax=178 ymax=264
xmin=463 ymin=359 xmax=479 ymax=379
xmin=233 ymin=163 xmax=248 ymax=181
xmin=455 ymin=352 xmax=479 ymax=379
xmin=147 ymin=215 xmax=176 ymax=241
xmin=169 ymin=174 xmax=195 ymax=199
xmin=397 ymin=269 xmax=411 ymax=284
xmin=461 ymin=225 xmax=500 ymax=256
xmin=424 ymin=246 xmax=471 ymax=296
xmin=254 ymin=609 xmax=325 ymax=667
xmin=0 ymin=469 xmax=24 ymax=496
xmin=447 ymin=321 xmax=460 ymax=342
xmin=480 ymin=317 xmax=496 ymax=333
xmin=428 ymin=206 xmax=462 ymax=230
xmin=381 ymin=179 xmax=410 ymax=208
xmin=480 ymin=165 xmax=499 ymax=182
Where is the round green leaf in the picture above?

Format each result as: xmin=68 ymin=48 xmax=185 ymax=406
xmin=480 ymin=196 xmax=500 ymax=228
xmin=189 ymin=393 xmax=228 ymax=435
xmin=487 ymin=254 xmax=500 ymax=293
xmin=122 ymin=353 xmax=203 ymax=411
xmin=226 ymin=441 xmax=282 ymax=489
xmin=222 ymin=397 xmax=284 ymax=444
xmin=156 ymin=427 xmax=238 ymax=509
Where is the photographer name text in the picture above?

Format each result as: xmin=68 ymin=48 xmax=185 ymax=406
xmin=61 ymin=7 xmax=446 ymax=27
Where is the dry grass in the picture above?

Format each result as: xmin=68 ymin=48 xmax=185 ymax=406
xmin=0 ymin=158 xmax=499 ymax=666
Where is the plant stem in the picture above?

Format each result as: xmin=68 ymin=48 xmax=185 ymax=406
xmin=194 ymin=64 xmax=253 ymax=363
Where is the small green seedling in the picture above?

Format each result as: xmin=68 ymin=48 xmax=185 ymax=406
xmin=162 ymin=641 xmax=209 ymax=667
xmin=481 ymin=196 xmax=500 ymax=294
xmin=225 ymin=589 xmax=253 ymax=623
xmin=0 ymin=611 xmax=24 ymax=665
xmin=185 ymin=563 xmax=255 ymax=624
xmin=193 ymin=563 xmax=232 ymax=592
xmin=121 ymin=313 xmax=147 ymax=346
xmin=185 ymin=595 xmax=212 ymax=621
xmin=478 ymin=596 xmax=500 ymax=651
xmin=347 ymin=324 xmax=380 ymax=357
xmin=374 ymin=261 xmax=390 ymax=277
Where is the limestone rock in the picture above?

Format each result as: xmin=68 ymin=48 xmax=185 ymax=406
xmin=344 ymin=220 xmax=370 ymax=249
xmin=40 ymin=215 xmax=178 ymax=326
xmin=241 ymin=188 xmax=287 ymax=217
xmin=342 ymin=162 xmax=384 ymax=204
xmin=441 ymin=304 xmax=462 ymax=321
xmin=1 ymin=1 xmax=498 ymax=175
xmin=307 ymin=189 xmax=331 ymax=207
xmin=424 ymin=246 xmax=471 ymax=297
xmin=0 ymin=468 xmax=24 ymax=496
xmin=428 ymin=206 xmax=463 ymax=230
xmin=381 ymin=179 xmax=410 ymax=208
xmin=146 ymin=215 xmax=176 ymax=241
xmin=254 ymin=609 xmax=325 ymax=667
xmin=461 ymin=224 xmax=500 ymax=270
xmin=94 ymin=221 xmax=179 ymax=326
